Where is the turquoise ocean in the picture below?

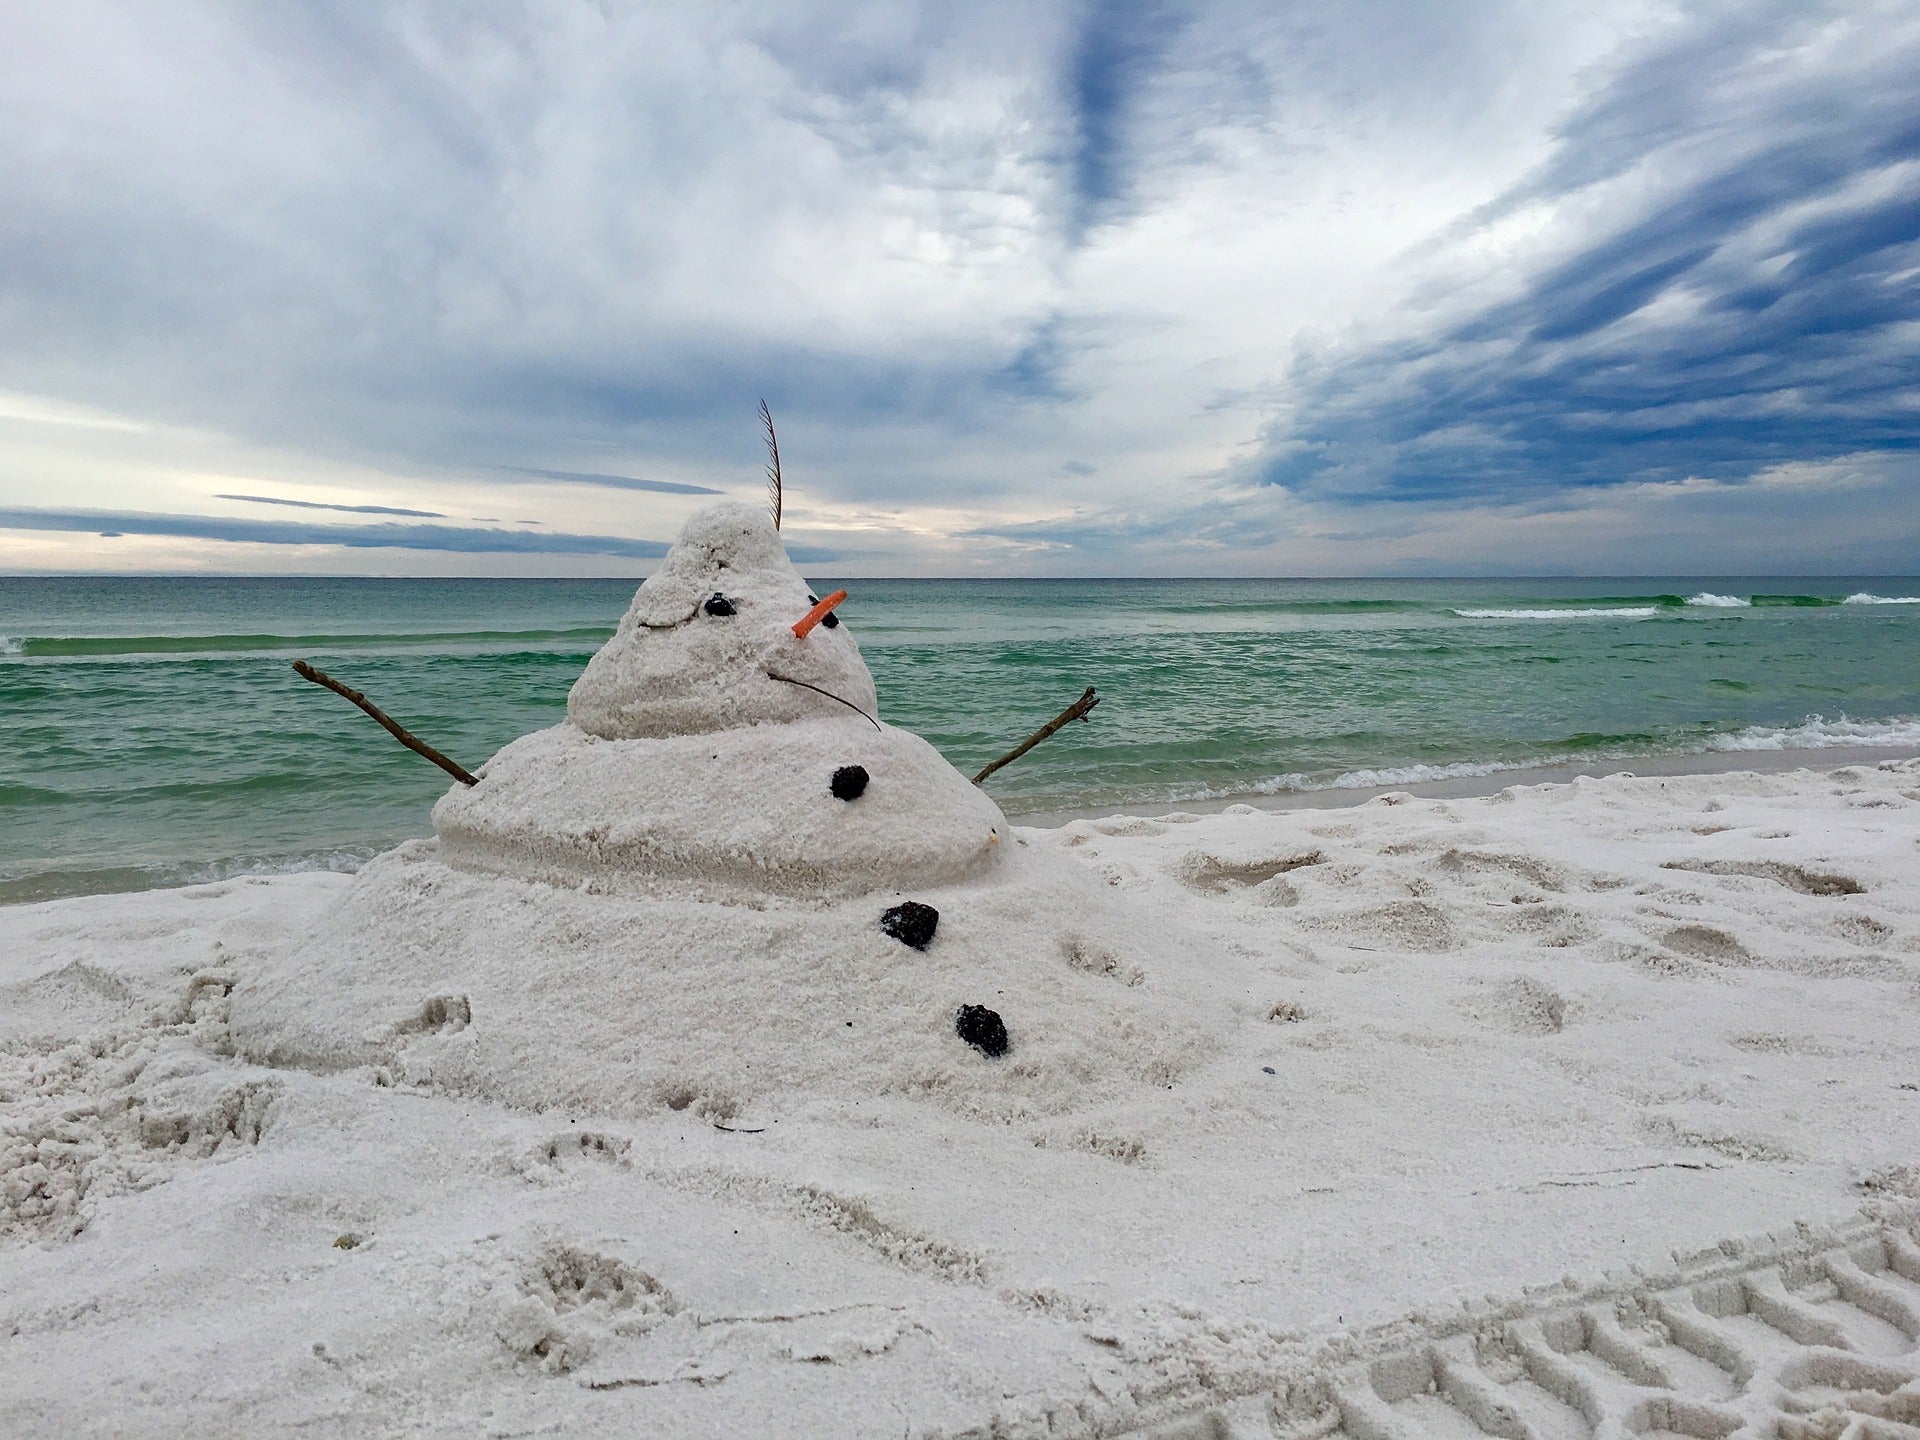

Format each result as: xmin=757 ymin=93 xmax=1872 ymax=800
xmin=3 ymin=575 xmax=1917 ymax=904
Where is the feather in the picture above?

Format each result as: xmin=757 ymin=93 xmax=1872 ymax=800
xmin=759 ymin=399 xmax=782 ymax=531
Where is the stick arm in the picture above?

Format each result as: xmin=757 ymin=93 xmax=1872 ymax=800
xmin=292 ymin=660 xmax=479 ymax=787
xmin=971 ymin=686 xmax=1100 ymax=785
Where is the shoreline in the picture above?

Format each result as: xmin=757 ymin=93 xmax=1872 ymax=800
xmin=4 ymin=743 xmax=1918 ymax=907
xmin=1007 ymin=741 xmax=1920 ymax=827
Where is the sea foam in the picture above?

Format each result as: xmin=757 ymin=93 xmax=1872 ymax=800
xmin=1451 ymin=606 xmax=1660 ymax=620
xmin=1193 ymin=758 xmax=1553 ymax=801
xmin=1708 ymin=713 xmax=1920 ymax=751
xmin=1685 ymin=592 xmax=1750 ymax=607
xmin=1843 ymin=592 xmax=1920 ymax=605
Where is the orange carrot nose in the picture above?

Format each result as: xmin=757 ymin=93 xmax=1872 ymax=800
xmin=791 ymin=589 xmax=847 ymax=638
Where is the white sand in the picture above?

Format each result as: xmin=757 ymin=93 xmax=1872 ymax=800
xmin=3 ymin=759 xmax=1918 ymax=1437
xmin=5 ymin=510 xmax=1919 ymax=1435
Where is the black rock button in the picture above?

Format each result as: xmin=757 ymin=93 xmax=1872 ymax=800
xmin=830 ymin=764 xmax=869 ymax=801
xmin=879 ymin=901 xmax=938 ymax=950
xmin=703 ymin=592 xmax=736 ymax=616
xmin=955 ymin=1004 xmax=1008 ymax=1058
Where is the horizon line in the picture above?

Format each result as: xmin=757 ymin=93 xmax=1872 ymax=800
xmin=3 ymin=570 xmax=1918 ymax=583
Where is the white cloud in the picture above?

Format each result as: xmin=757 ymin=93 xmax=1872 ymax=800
xmin=2 ymin=1 xmax=1908 ymax=574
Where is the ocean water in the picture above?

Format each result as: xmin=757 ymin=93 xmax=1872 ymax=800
xmin=3 ymin=574 xmax=1918 ymax=903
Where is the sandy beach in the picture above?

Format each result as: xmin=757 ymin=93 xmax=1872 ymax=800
xmin=5 ymin=754 xmax=1917 ymax=1438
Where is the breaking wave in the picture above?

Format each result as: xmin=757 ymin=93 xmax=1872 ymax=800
xmin=1449 ymin=589 xmax=1917 ymax=619
xmin=1707 ymin=714 xmax=1920 ymax=751
xmin=1280 ymin=759 xmax=1534 ymax=791
xmin=1451 ymin=607 xmax=1662 ymax=620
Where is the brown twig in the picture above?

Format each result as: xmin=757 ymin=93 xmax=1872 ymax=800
xmin=972 ymin=687 xmax=1099 ymax=785
xmin=759 ymin=398 xmax=782 ymax=531
xmin=292 ymin=660 xmax=478 ymax=786
xmin=766 ymin=671 xmax=881 ymax=730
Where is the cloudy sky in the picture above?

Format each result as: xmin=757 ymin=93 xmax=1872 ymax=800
xmin=2 ymin=1 xmax=1915 ymax=576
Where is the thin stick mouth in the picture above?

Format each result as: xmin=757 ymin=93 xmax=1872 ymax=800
xmin=765 ymin=669 xmax=880 ymax=729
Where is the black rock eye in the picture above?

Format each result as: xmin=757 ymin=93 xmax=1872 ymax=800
xmin=955 ymin=1004 xmax=1008 ymax=1057
xmin=822 ymin=611 xmax=840 ymax=629
xmin=830 ymin=765 xmax=869 ymax=801
xmin=703 ymin=593 xmax=736 ymax=617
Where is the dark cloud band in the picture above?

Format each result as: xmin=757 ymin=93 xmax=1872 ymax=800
xmin=0 ymin=507 xmax=668 ymax=558
xmin=498 ymin=467 xmax=723 ymax=496
xmin=216 ymin=492 xmax=447 ymax=518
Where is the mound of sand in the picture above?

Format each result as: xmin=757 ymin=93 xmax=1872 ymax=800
xmin=229 ymin=503 xmax=1215 ymax=1122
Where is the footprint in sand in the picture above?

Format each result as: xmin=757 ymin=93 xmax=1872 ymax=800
xmin=387 ymin=993 xmax=471 ymax=1038
xmin=1456 ymin=976 xmax=1568 ymax=1036
xmin=1496 ymin=901 xmax=1596 ymax=949
xmin=494 ymin=1235 xmax=679 ymax=1374
xmin=1058 ymin=933 xmax=1145 ymax=987
xmin=1305 ymin=899 xmax=1461 ymax=953
xmin=507 ymin=1127 xmax=637 ymax=1185
xmin=1 ymin=969 xmax=275 ymax=1242
xmin=1662 ymin=858 xmax=1865 ymax=896
xmin=1173 ymin=850 xmax=1325 ymax=894
xmin=1433 ymin=847 xmax=1569 ymax=893
xmin=1833 ymin=913 xmax=1895 ymax=947
xmin=1662 ymin=923 xmax=1753 ymax=965
xmin=1027 ymin=1124 xmax=1148 ymax=1164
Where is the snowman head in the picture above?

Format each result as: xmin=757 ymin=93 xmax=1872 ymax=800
xmin=568 ymin=502 xmax=879 ymax=740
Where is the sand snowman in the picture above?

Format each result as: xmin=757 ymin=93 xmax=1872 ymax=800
xmin=436 ymin=503 xmax=1011 ymax=909
xmin=233 ymin=503 xmax=1210 ymax=1125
